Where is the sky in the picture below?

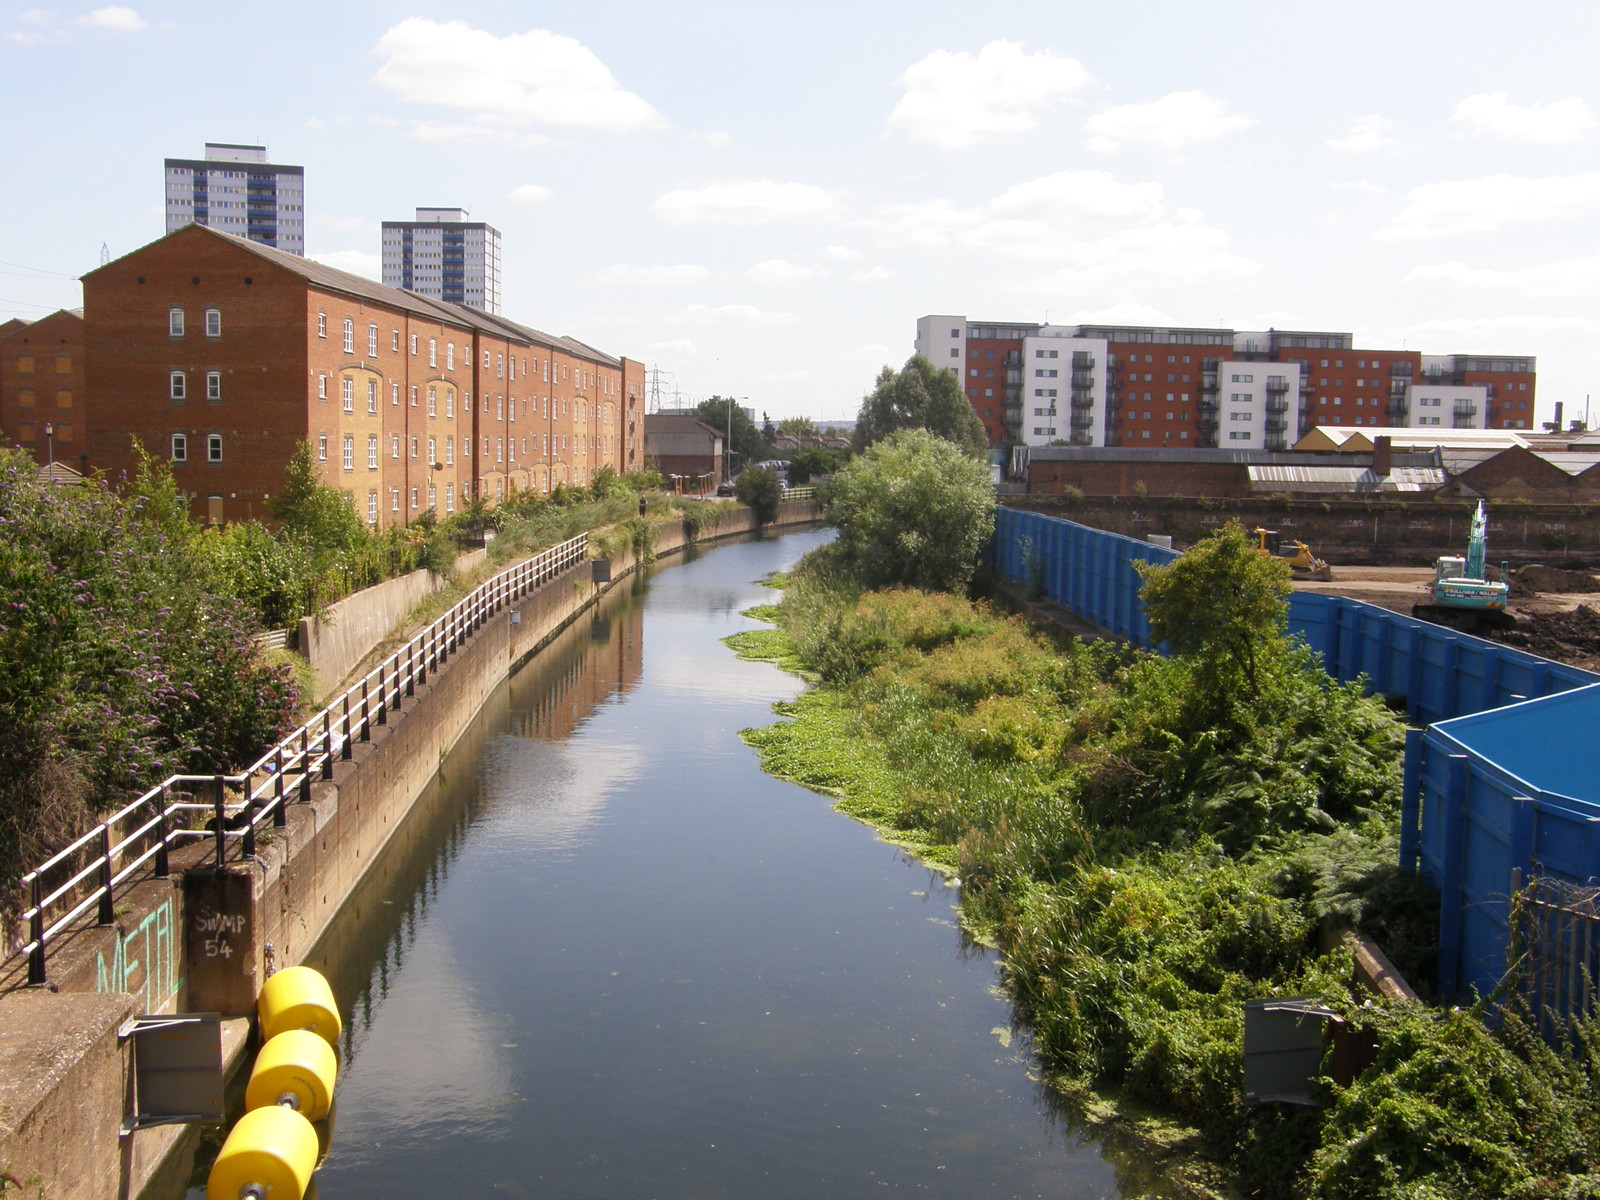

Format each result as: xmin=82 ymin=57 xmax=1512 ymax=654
xmin=4 ymin=1 xmax=1598 ymax=426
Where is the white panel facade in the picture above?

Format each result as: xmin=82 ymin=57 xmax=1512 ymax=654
xmin=916 ymin=315 xmax=966 ymax=377
xmin=1021 ymin=334 xmax=1107 ymax=447
xmin=1407 ymin=383 xmax=1489 ymax=428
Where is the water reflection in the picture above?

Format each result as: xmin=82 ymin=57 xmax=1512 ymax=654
xmin=266 ymin=531 xmax=1129 ymax=1199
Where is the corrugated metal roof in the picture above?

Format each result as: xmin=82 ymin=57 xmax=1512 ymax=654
xmin=1247 ymin=465 xmax=1444 ymax=493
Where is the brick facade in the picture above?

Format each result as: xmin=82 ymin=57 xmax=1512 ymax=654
xmin=1 ymin=310 xmax=86 ymax=468
xmin=78 ymin=224 xmax=637 ymax=526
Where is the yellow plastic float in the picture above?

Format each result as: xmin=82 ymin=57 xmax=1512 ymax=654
xmin=206 ymin=1105 xmax=318 ymax=1200
xmin=245 ymin=1029 xmax=338 ymax=1122
xmin=257 ymin=966 xmax=342 ymax=1045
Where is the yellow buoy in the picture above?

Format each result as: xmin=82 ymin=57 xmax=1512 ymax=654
xmin=207 ymin=1105 xmax=318 ymax=1200
xmin=258 ymin=966 xmax=342 ymax=1046
xmin=246 ymin=1030 xmax=338 ymax=1122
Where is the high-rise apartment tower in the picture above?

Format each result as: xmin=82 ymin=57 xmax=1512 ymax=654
xmin=163 ymin=143 xmax=304 ymax=256
xmin=381 ymin=208 xmax=502 ymax=314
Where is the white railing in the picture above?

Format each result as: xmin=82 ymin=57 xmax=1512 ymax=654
xmin=15 ymin=534 xmax=589 ymax=986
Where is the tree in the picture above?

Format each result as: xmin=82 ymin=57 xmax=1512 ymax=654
xmin=853 ymin=355 xmax=989 ymax=460
xmin=779 ymin=416 xmax=818 ymax=437
xmin=787 ymin=445 xmax=849 ymax=485
xmin=735 ymin=465 xmax=783 ymax=524
xmin=267 ymin=441 xmax=366 ymax=551
xmin=1134 ymin=521 xmax=1293 ymax=693
xmin=826 ymin=429 xmax=996 ymax=593
xmin=694 ymin=397 xmax=765 ymax=473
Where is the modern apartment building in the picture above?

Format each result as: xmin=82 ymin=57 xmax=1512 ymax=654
xmin=916 ymin=317 xmax=1537 ymax=451
xmin=78 ymin=224 xmax=640 ymax=527
xmin=164 ymin=143 xmax=305 ymax=256
xmin=381 ymin=208 xmax=503 ymax=314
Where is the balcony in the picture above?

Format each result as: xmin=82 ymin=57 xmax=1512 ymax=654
xmin=1265 ymin=413 xmax=1288 ymax=433
xmin=1071 ymin=411 xmax=1094 ymax=431
xmin=1388 ymin=400 xmax=1409 ymax=420
xmin=1072 ymin=394 xmax=1095 ymax=412
xmin=1390 ymin=362 xmax=1415 ymax=377
xmin=1071 ymin=351 xmax=1095 ymax=369
xmin=1266 ymin=397 xmax=1289 ymax=414
xmin=1199 ymin=373 xmax=1219 ymax=392
xmin=1071 ymin=371 xmax=1094 ymax=389
xmin=1264 ymin=434 xmax=1287 ymax=451
xmin=1266 ymin=377 xmax=1290 ymax=395
xmin=1454 ymin=403 xmax=1478 ymax=418
xmin=1070 ymin=431 xmax=1093 ymax=446
xmin=1198 ymin=413 xmax=1218 ymax=432
xmin=1197 ymin=396 xmax=1218 ymax=413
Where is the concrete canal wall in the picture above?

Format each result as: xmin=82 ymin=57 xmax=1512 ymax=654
xmin=0 ymin=499 xmax=820 ymax=1200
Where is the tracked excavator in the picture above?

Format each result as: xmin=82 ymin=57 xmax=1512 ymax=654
xmin=1412 ymin=501 xmax=1516 ymax=634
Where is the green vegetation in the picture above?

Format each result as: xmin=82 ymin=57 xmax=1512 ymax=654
xmin=0 ymin=448 xmax=298 ymax=905
xmin=734 ymin=520 xmax=1600 ymax=1198
xmin=735 ymin=465 xmax=783 ymax=524
xmin=820 ymin=429 xmax=995 ymax=594
xmin=853 ymin=354 xmax=989 ymax=459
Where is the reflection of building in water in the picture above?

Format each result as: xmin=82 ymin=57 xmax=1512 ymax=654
xmin=513 ymin=603 xmax=643 ymax=741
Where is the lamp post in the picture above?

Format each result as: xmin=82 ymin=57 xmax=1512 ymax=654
xmin=44 ymin=422 xmax=53 ymax=475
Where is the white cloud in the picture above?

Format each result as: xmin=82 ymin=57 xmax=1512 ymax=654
xmin=887 ymin=40 xmax=1094 ymax=150
xmin=1067 ymin=302 xmax=1178 ymax=327
xmin=747 ymin=259 xmax=821 ymax=283
xmin=596 ymin=263 xmax=713 ymax=287
xmin=1330 ymin=180 xmax=1388 ymax=195
xmin=372 ymin=18 xmax=666 ymax=135
xmin=1380 ymin=172 xmax=1600 ymax=240
xmin=848 ymin=342 xmax=895 ymax=359
xmin=1084 ymin=91 xmax=1253 ymax=154
xmin=852 ymin=265 xmax=895 ymax=283
xmin=309 ymin=250 xmax=382 ymax=281
xmin=654 ymin=179 xmax=845 ymax=226
xmin=650 ymin=338 xmax=699 ymax=357
xmin=508 ymin=184 xmax=553 ymax=204
xmin=1325 ymin=115 xmax=1398 ymax=153
xmin=406 ymin=122 xmax=552 ymax=148
xmin=822 ymin=244 xmax=861 ymax=262
xmin=692 ymin=131 xmax=732 ymax=148
xmin=680 ymin=303 xmax=798 ymax=326
xmin=76 ymin=6 xmax=146 ymax=31
xmin=1016 ymin=220 xmax=1258 ymax=293
xmin=1398 ymin=313 xmax=1597 ymax=344
xmin=1452 ymin=91 xmax=1593 ymax=143
xmin=1404 ymin=252 xmax=1600 ymax=297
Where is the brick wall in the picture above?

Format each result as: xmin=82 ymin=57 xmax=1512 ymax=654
xmin=1 ymin=309 xmax=87 ymax=467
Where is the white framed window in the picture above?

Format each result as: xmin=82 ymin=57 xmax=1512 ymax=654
xmin=445 ymin=483 xmax=454 ymax=514
xmin=207 ymin=433 xmax=223 ymax=463
xmin=367 ymin=380 xmax=378 ymax=414
xmin=390 ymin=434 xmax=400 ymax=459
xmin=204 ymin=308 xmax=221 ymax=338
xmin=428 ymin=387 xmax=437 ymax=417
xmin=367 ymin=435 xmax=378 ymax=469
xmin=168 ymin=308 xmax=185 ymax=337
xmin=318 ymin=433 xmax=328 ymax=460
xmin=428 ymin=338 xmax=437 ymax=367
xmin=409 ymin=435 xmax=418 ymax=459
xmin=390 ymin=487 xmax=400 ymax=513
xmin=410 ymin=333 xmax=418 ymax=355
xmin=446 ymin=389 xmax=454 ymax=418
xmin=483 ymin=350 xmax=490 ymax=368
xmin=342 ymin=435 xmax=354 ymax=470
xmin=170 ymin=371 xmax=186 ymax=400
xmin=317 ymin=312 xmax=327 ymax=339
xmin=445 ymin=435 xmax=454 ymax=466
xmin=428 ymin=483 xmax=436 ymax=511
xmin=410 ymin=486 xmax=419 ymax=509
xmin=427 ymin=435 xmax=436 ymax=464
xmin=170 ymin=432 xmax=187 ymax=462
xmin=496 ymin=394 xmax=503 ymax=420
xmin=367 ymin=491 xmax=378 ymax=524
xmin=342 ymin=378 xmax=354 ymax=412
xmin=206 ymin=371 xmax=221 ymax=401
xmin=446 ymin=343 xmax=455 ymax=371
xmin=318 ymin=374 xmax=327 ymax=400
xmin=496 ymin=437 xmax=503 ymax=463
xmin=368 ymin=324 xmax=378 ymax=356
xmin=497 ymin=353 xmax=504 ymax=379
xmin=342 ymin=318 xmax=354 ymax=354
xmin=409 ymin=384 xmax=418 ymax=407
xmin=392 ymin=329 xmax=400 ymax=353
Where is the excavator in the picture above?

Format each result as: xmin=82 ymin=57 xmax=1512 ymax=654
xmin=1253 ymin=527 xmax=1332 ymax=581
xmin=1412 ymin=501 xmax=1515 ymax=633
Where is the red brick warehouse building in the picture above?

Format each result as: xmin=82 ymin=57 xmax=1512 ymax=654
xmin=81 ymin=224 xmax=643 ymax=527
xmin=0 ymin=309 xmax=86 ymax=468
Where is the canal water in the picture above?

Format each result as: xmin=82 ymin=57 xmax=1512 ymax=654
xmin=251 ymin=531 xmax=1131 ymax=1198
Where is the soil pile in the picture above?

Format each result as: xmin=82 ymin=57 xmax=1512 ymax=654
xmin=1511 ymin=564 xmax=1600 ymax=598
xmin=1494 ymin=605 xmax=1600 ymax=674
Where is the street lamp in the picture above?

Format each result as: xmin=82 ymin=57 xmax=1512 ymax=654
xmin=44 ymin=422 xmax=53 ymax=474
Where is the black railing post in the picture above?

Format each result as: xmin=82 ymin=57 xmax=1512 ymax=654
xmin=155 ymin=787 xmax=170 ymax=877
xmin=406 ymin=643 xmax=416 ymax=697
xmin=341 ymin=696 xmax=353 ymax=761
xmin=97 ymin=823 xmax=114 ymax=925
xmin=274 ymin=746 xmax=288 ymax=827
xmin=299 ymin=727 xmax=312 ymax=802
xmin=321 ymin=711 xmax=334 ymax=780
xmin=360 ymin=680 xmax=372 ymax=741
xmin=27 ymin=875 xmax=44 ymax=986
xmin=212 ymin=775 xmax=226 ymax=870
xmin=378 ymin=662 xmax=390 ymax=722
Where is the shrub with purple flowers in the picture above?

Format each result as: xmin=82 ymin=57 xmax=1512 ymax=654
xmin=0 ymin=449 xmax=299 ymax=902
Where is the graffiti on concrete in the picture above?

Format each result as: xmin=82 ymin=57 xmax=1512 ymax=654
xmin=96 ymin=897 xmax=179 ymax=1011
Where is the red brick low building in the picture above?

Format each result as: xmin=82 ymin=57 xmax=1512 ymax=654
xmin=0 ymin=309 xmax=86 ymax=469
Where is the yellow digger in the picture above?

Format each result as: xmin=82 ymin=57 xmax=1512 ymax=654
xmin=1254 ymin=527 xmax=1332 ymax=581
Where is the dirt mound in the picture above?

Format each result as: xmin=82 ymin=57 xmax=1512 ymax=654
xmin=1511 ymin=564 xmax=1600 ymax=597
xmin=1504 ymin=604 xmax=1600 ymax=673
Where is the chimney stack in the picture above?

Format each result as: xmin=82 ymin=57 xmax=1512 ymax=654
xmin=1373 ymin=435 xmax=1392 ymax=478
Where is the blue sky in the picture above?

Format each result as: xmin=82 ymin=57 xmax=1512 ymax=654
xmin=4 ymin=1 xmax=1598 ymax=425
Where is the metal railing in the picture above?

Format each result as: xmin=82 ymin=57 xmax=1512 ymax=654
xmin=14 ymin=534 xmax=590 ymax=987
